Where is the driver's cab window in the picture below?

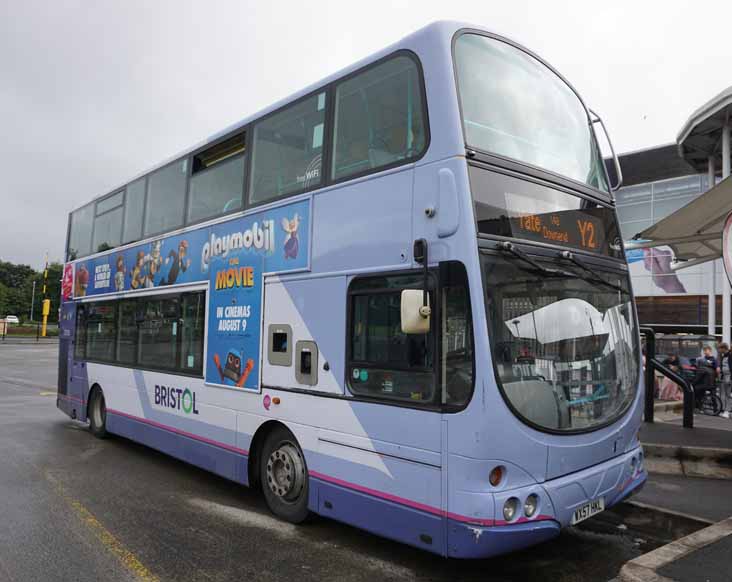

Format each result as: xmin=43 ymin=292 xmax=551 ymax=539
xmin=440 ymin=261 xmax=474 ymax=407
xmin=348 ymin=273 xmax=435 ymax=403
xmin=347 ymin=263 xmax=474 ymax=407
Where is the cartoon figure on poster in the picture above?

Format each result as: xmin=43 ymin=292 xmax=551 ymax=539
xmin=282 ymin=213 xmax=300 ymax=260
xmin=114 ymin=255 xmax=125 ymax=291
xmin=212 ymin=349 xmax=254 ymax=387
xmin=146 ymin=240 xmax=163 ymax=288
xmin=160 ymin=240 xmax=191 ymax=285
xmin=130 ymin=251 xmax=146 ymax=289
xmin=206 ymin=253 xmax=263 ymax=390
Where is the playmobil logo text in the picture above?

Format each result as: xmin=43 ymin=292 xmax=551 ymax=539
xmin=154 ymin=384 xmax=200 ymax=415
xmin=201 ymin=220 xmax=275 ymax=269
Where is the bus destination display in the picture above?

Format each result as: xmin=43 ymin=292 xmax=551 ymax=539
xmin=513 ymin=210 xmax=606 ymax=252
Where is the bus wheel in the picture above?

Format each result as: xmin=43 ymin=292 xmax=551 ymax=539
xmin=260 ymin=426 xmax=309 ymax=523
xmin=89 ymin=387 xmax=108 ymax=439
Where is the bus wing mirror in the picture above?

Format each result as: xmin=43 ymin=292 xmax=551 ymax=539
xmin=401 ymin=289 xmax=431 ymax=334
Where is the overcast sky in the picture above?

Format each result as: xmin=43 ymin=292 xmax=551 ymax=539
xmin=2 ymin=0 xmax=730 ymax=268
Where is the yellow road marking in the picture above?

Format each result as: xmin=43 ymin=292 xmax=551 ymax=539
xmin=45 ymin=472 xmax=159 ymax=582
xmin=39 ymin=391 xmax=56 ymax=396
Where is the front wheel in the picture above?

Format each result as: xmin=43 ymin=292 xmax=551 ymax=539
xmin=89 ymin=387 xmax=108 ymax=438
xmin=260 ymin=426 xmax=309 ymax=523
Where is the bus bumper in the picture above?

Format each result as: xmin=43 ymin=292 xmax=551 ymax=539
xmin=447 ymin=518 xmax=560 ymax=559
xmin=447 ymin=447 xmax=647 ymax=559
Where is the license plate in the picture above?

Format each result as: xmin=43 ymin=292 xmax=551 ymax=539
xmin=571 ymin=498 xmax=605 ymax=525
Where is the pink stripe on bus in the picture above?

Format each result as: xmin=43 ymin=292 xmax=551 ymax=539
xmin=108 ymin=409 xmax=249 ymax=456
xmin=105 ymin=411 xmax=557 ymax=528
xmin=59 ymin=394 xmax=85 ymax=404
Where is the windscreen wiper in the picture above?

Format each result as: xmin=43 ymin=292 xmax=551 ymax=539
xmin=557 ymin=251 xmax=625 ymax=293
xmin=497 ymin=242 xmax=575 ymax=278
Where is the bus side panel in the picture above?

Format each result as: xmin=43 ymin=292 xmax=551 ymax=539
xmin=310 ymin=168 xmax=414 ymax=274
xmin=106 ymin=411 xmax=246 ymax=485
xmin=262 ymin=277 xmax=346 ymax=394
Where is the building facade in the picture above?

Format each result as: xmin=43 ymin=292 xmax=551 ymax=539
xmin=613 ymin=145 xmax=722 ymax=335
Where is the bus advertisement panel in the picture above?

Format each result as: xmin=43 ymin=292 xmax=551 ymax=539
xmin=206 ymin=254 xmax=263 ymax=391
xmin=68 ymin=198 xmax=309 ymax=299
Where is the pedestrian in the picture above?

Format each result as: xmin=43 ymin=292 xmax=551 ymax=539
xmin=700 ymin=345 xmax=718 ymax=375
xmin=717 ymin=343 xmax=732 ymax=419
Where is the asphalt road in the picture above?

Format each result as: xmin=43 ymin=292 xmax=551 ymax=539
xmin=0 ymin=344 xmax=702 ymax=582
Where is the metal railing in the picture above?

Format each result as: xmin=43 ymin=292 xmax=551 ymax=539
xmin=641 ymin=327 xmax=694 ymax=428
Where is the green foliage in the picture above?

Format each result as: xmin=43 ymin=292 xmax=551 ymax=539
xmin=0 ymin=260 xmax=62 ymax=323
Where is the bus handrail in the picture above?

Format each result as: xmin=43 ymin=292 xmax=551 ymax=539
xmin=649 ymin=358 xmax=694 ymax=429
xmin=641 ymin=326 xmax=694 ymax=429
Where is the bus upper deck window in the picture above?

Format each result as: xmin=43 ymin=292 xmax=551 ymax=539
xmin=332 ymin=55 xmax=426 ymax=181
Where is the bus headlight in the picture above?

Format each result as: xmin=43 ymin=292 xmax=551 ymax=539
xmin=524 ymin=494 xmax=539 ymax=518
xmin=503 ymin=498 xmax=519 ymax=522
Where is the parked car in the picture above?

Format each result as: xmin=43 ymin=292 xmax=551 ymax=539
xmin=3 ymin=315 xmax=19 ymax=324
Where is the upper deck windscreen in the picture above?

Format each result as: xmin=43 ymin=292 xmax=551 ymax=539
xmin=454 ymin=33 xmax=608 ymax=192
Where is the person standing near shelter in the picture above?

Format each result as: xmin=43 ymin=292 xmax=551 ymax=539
xmin=717 ymin=343 xmax=732 ymax=419
xmin=701 ymin=345 xmax=718 ymax=374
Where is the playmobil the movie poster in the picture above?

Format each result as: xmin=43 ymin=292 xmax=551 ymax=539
xmin=205 ymin=253 xmax=263 ymax=391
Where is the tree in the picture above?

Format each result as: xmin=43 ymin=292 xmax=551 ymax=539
xmin=0 ymin=261 xmax=35 ymax=289
xmin=0 ymin=260 xmax=63 ymax=322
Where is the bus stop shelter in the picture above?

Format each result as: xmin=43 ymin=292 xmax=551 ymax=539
xmin=625 ymin=86 xmax=732 ymax=342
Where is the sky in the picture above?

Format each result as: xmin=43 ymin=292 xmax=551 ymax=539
xmin=1 ymin=0 xmax=730 ymax=268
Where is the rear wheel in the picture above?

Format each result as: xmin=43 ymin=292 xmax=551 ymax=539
xmin=89 ymin=387 xmax=108 ymax=438
xmin=699 ymin=392 xmax=723 ymax=416
xmin=260 ymin=426 xmax=309 ymax=523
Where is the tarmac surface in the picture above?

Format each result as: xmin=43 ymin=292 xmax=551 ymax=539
xmin=0 ymin=343 xmax=706 ymax=582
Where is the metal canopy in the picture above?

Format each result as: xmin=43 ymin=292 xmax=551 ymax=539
xmin=625 ymin=175 xmax=732 ymax=269
xmin=677 ymin=85 xmax=732 ymax=173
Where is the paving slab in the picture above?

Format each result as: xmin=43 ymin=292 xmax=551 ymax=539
xmin=657 ymin=535 xmax=732 ymax=581
xmin=620 ymin=517 xmax=732 ymax=582
xmin=641 ymin=421 xmax=732 ymax=449
xmin=632 ymin=473 xmax=732 ymax=523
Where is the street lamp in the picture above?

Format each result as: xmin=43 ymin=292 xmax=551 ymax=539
xmin=29 ymin=280 xmax=36 ymax=322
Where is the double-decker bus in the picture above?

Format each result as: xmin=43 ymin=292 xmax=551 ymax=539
xmin=57 ymin=21 xmax=645 ymax=559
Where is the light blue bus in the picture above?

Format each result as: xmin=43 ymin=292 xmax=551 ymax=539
xmin=57 ymin=21 xmax=645 ymax=559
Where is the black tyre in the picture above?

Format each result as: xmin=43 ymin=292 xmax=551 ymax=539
xmin=699 ymin=393 xmax=723 ymax=416
xmin=260 ymin=426 xmax=309 ymax=523
xmin=89 ymin=387 xmax=108 ymax=438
